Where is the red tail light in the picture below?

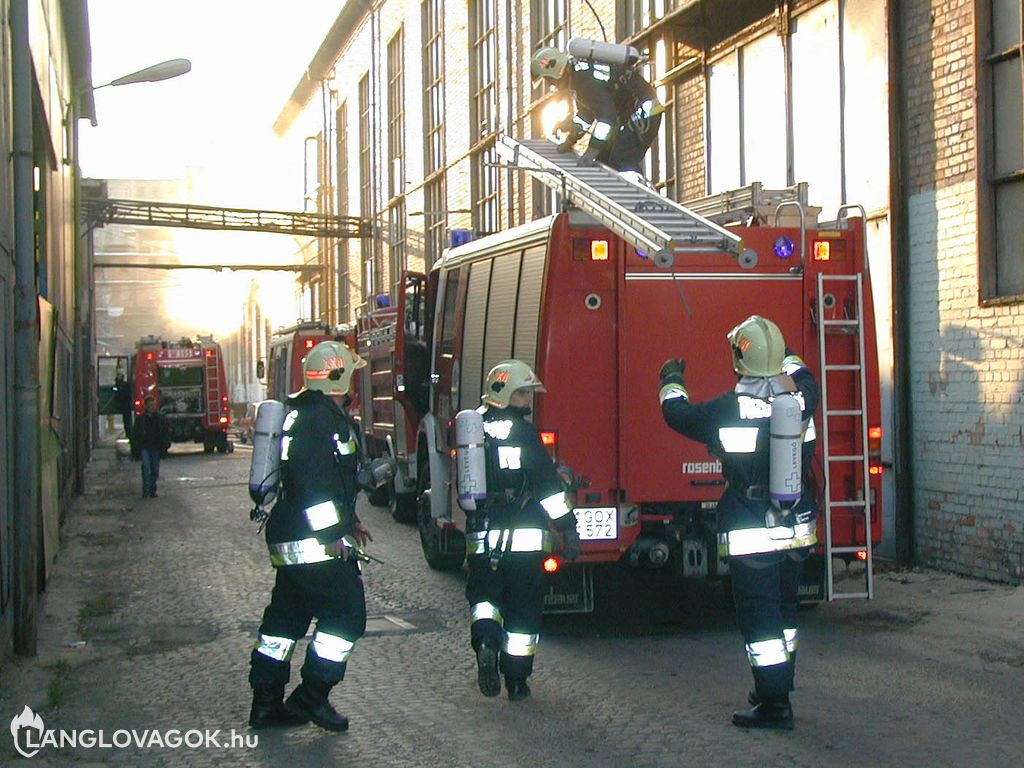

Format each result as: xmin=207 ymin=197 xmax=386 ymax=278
xmin=855 ymin=550 xmax=868 ymax=561
xmin=539 ymin=431 xmax=557 ymax=460
xmin=304 ymin=338 xmax=316 ymax=349
xmin=868 ymin=425 xmax=882 ymax=474
xmin=219 ymin=417 xmax=228 ymax=424
xmin=542 ymin=557 xmax=560 ymax=573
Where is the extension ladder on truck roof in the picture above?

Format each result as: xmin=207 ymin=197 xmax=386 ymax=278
xmin=493 ymin=134 xmax=748 ymax=266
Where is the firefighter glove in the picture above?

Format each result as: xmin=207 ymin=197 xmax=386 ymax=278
xmin=659 ymin=358 xmax=686 ymax=381
xmin=561 ymin=527 xmax=581 ymax=562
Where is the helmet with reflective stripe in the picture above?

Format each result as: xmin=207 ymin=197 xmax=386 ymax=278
xmin=482 ymin=360 xmax=545 ymax=408
xmin=303 ymin=340 xmax=366 ymax=395
xmin=531 ymin=47 xmax=570 ymax=80
xmin=727 ymin=315 xmax=786 ymax=377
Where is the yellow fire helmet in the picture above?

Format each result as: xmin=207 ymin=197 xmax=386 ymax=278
xmin=531 ymin=47 xmax=570 ymax=81
xmin=482 ymin=359 xmax=546 ymax=408
xmin=727 ymin=315 xmax=786 ymax=377
xmin=302 ymin=340 xmax=366 ymax=396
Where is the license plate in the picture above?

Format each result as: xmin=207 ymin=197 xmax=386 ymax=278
xmin=575 ymin=507 xmax=617 ymax=540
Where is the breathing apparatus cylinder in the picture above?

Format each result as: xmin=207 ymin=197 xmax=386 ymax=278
xmin=769 ymin=393 xmax=802 ymax=509
xmin=455 ymin=409 xmax=487 ymax=512
xmin=567 ymin=37 xmax=641 ymax=67
xmin=249 ymin=400 xmax=287 ymax=506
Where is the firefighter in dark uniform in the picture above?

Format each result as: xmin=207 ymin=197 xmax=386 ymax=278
xmin=658 ymin=316 xmax=819 ymax=730
xmin=532 ymin=45 xmax=663 ymax=181
xmin=248 ymin=341 xmax=372 ymax=732
xmin=468 ymin=360 xmax=580 ymax=701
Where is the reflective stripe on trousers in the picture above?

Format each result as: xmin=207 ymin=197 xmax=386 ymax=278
xmin=746 ymin=637 xmax=789 ymax=668
xmin=311 ymin=630 xmax=357 ymax=663
xmin=254 ymin=633 xmax=296 ymax=662
xmin=466 ymin=528 xmax=551 ymax=555
xmin=504 ymin=631 xmax=540 ymax=658
xmin=471 ymin=601 xmax=504 ymax=626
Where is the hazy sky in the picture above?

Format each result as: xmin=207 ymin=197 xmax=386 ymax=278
xmin=81 ymin=0 xmax=341 ymax=210
xmin=82 ymin=1 xmax=343 ymax=336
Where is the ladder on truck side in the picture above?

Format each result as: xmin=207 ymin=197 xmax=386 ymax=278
xmin=818 ymin=271 xmax=874 ymax=600
xmin=494 ymin=135 xmax=748 ymax=265
xmin=204 ymin=349 xmax=223 ymax=427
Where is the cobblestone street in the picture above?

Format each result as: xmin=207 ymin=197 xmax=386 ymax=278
xmin=1 ymin=441 xmax=1022 ymax=767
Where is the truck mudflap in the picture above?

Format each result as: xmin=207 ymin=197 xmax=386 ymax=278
xmin=543 ymin=563 xmax=595 ymax=614
xmin=798 ymin=553 xmax=826 ymax=604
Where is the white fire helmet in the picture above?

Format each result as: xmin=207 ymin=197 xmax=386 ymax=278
xmin=303 ymin=340 xmax=366 ymax=396
xmin=531 ymin=47 xmax=570 ymax=80
xmin=482 ymin=360 xmax=546 ymax=408
xmin=727 ymin=315 xmax=786 ymax=377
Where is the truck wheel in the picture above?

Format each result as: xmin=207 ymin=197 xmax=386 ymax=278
xmin=390 ymin=486 xmax=418 ymax=524
xmin=418 ymin=495 xmax=465 ymax=572
xmin=367 ymin=483 xmax=390 ymax=507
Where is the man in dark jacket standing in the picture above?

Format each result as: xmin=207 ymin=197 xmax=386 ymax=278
xmin=467 ymin=360 xmax=580 ymax=702
xmin=659 ymin=316 xmax=819 ymax=730
xmin=248 ymin=341 xmax=373 ymax=733
xmin=131 ymin=395 xmax=170 ymax=498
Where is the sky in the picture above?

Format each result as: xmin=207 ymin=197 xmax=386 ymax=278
xmin=82 ymin=1 xmax=342 ymax=336
xmin=81 ymin=0 xmax=340 ymax=206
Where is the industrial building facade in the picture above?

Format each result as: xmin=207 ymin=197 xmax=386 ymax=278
xmin=274 ymin=0 xmax=1022 ymax=585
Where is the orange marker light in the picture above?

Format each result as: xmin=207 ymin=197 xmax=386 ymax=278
xmin=304 ymin=338 xmax=316 ymax=349
xmin=539 ymin=431 xmax=557 ymax=447
xmin=542 ymin=557 xmax=560 ymax=573
xmin=812 ymin=240 xmax=831 ymax=261
xmin=591 ymin=240 xmax=609 ymax=261
xmin=855 ymin=550 xmax=868 ymax=561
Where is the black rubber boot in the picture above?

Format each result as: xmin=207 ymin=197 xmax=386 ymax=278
xmin=285 ymin=681 xmax=349 ymax=732
xmin=248 ymin=686 xmax=308 ymax=729
xmin=476 ymin=640 xmax=501 ymax=698
xmin=732 ymin=696 xmax=795 ymax=730
xmin=505 ymin=677 xmax=531 ymax=702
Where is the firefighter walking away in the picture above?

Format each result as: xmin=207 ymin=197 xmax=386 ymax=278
xmin=658 ymin=316 xmax=819 ymax=730
xmin=247 ymin=341 xmax=375 ymax=732
xmin=460 ymin=360 xmax=580 ymax=702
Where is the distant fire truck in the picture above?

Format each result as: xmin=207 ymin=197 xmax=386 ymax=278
xmin=264 ymin=322 xmax=357 ymax=402
xmin=129 ymin=335 xmax=232 ymax=453
xmin=358 ymin=150 xmax=883 ymax=611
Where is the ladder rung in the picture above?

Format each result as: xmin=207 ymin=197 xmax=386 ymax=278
xmin=823 ymin=319 xmax=860 ymax=326
xmin=830 ymin=545 xmax=870 ymax=554
xmin=831 ymin=592 xmax=870 ymax=600
xmin=824 ymin=409 xmax=863 ymax=416
xmin=819 ymin=274 xmax=859 ymax=282
xmin=828 ymin=500 xmax=869 ymax=508
xmin=825 ymin=364 xmax=862 ymax=371
xmin=826 ymin=454 xmax=864 ymax=462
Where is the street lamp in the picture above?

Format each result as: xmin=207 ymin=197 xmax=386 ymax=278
xmin=94 ymin=58 xmax=192 ymax=90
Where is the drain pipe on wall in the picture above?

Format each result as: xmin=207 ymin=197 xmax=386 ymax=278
xmin=11 ymin=0 xmax=41 ymax=656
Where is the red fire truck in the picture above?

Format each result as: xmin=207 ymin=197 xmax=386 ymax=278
xmin=129 ymin=335 xmax=232 ymax=453
xmin=263 ymin=321 xmax=359 ymax=411
xmin=360 ymin=172 xmax=883 ymax=610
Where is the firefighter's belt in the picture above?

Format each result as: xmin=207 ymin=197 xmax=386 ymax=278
xmin=466 ymin=528 xmax=552 ymax=555
xmin=718 ymin=521 xmax=818 ymax=558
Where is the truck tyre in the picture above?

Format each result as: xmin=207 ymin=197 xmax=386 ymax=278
xmin=367 ymin=482 xmax=390 ymax=507
xmin=390 ymin=485 xmax=418 ymax=524
xmin=416 ymin=461 xmax=464 ymax=572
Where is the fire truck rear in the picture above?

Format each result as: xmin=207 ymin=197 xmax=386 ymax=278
xmin=365 ymin=172 xmax=883 ymax=612
xmin=130 ymin=335 xmax=232 ymax=454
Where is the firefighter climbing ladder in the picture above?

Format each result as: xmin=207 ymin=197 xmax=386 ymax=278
xmin=494 ymin=135 xmax=747 ymax=264
xmin=818 ymin=270 xmax=874 ymax=600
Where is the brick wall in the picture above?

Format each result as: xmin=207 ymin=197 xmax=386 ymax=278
xmin=903 ymin=0 xmax=1024 ymax=583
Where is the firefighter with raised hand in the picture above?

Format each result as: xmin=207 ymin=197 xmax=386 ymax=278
xmin=247 ymin=340 xmax=372 ymax=732
xmin=531 ymin=39 xmax=663 ymax=181
xmin=466 ymin=360 xmax=579 ymax=702
xmin=658 ymin=316 xmax=819 ymax=730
